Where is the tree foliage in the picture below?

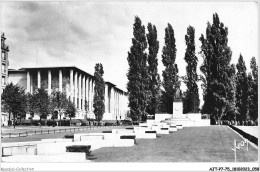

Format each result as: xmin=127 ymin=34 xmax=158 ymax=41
xmin=235 ymin=54 xmax=248 ymax=121
xmin=146 ymin=22 xmax=161 ymax=116
xmin=247 ymin=57 xmax=258 ymax=121
xmin=1 ymin=83 xmax=26 ymax=128
xmin=93 ymin=63 xmax=105 ymax=121
xmin=224 ymin=64 xmax=237 ymax=121
xmin=161 ymin=23 xmax=178 ymax=114
xmin=127 ymin=16 xmax=149 ymax=122
xmin=34 ymin=88 xmax=51 ymax=123
xmin=65 ymin=99 xmax=77 ymax=126
xmin=50 ymin=91 xmax=68 ymax=126
xmin=183 ymin=26 xmax=200 ymax=113
xmin=199 ymin=13 xmax=232 ymax=122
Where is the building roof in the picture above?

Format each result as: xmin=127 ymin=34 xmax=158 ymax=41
xmin=9 ymin=66 xmax=128 ymax=94
xmin=20 ymin=66 xmax=94 ymax=78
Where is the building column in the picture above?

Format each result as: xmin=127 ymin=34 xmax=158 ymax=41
xmin=59 ymin=70 xmax=62 ymax=92
xmin=37 ymin=71 xmax=41 ymax=88
xmin=27 ymin=71 xmax=30 ymax=93
xmin=74 ymin=72 xmax=78 ymax=109
xmin=70 ymin=69 xmax=73 ymax=102
xmin=48 ymin=70 xmax=51 ymax=95
xmin=79 ymin=74 xmax=82 ymax=110
xmin=92 ymin=81 xmax=95 ymax=112
xmin=30 ymin=74 xmax=33 ymax=93
xmin=110 ymin=87 xmax=114 ymax=116
xmin=89 ymin=79 xmax=92 ymax=112
xmin=105 ymin=84 xmax=108 ymax=113
xmin=82 ymin=76 xmax=86 ymax=112
xmin=86 ymin=77 xmax=89 ymax=112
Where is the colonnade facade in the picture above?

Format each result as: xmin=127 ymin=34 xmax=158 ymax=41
xmin=18 ymin=66 xmax=129 ymax=120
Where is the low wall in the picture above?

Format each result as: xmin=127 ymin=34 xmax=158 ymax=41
xmin=2 ymin=145 xmax=37 ymax=156
xmin=41 ymin=138 xmax=73 ymax=143
xmin=234 ymin=126 xmax=258 ymax=139
xmin=229 ymin=125 xmax=258 ymax=146
xmin=185 ymin=113 xmax=201 ymax=121
xmin=2 ymin=153 xmax=89 ymax=163
xmin=155 ymin=114 xmax=172 ymax=123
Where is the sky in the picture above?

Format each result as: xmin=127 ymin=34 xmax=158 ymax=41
xmin=1 ymin=1 xmax=259 ymax=106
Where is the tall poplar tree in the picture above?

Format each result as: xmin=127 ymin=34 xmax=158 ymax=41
xmin=236 ymin=54 xmax=248 ymax=122
xmin=225 ymin=64 xmax=237 ymax=121
xmin=161 ymin=23 xmax=178 ymax=114
xmin=183 ymin=26 xmax=200 ymax=113
xmin=247 ymin=57 xmax=258 ymax=121
xmin=127 ymin=16 xmax=149 ymax=122
xmin=146 ymin=23 xmax=160 ymax=116
xmin=93 ymin=63 xmax=105 ymax=121
xmin=200 ymin=13 xmax=232 ymax=123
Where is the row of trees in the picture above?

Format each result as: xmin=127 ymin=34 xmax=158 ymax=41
xmin=199 ymin=13 xmax=258 ymax=124
xmin=1 ymin=83 xmax=76 ymax=128
xmin=127 ymin=16 xmax=201 ymax=122
xmin=127 ymin=17 xmax=161 ymax=122
xmin=127 ymin=14 xmax=258 ymax=124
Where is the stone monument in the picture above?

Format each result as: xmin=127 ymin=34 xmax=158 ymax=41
xmin=172 ymin=81 xmax=183 ymax=118
xmin=161 ymin=81 xmax=193 ymax=125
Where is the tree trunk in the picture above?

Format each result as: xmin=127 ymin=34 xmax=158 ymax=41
xmin=70 ymin=117 xmax=71 ymax=126
xmin=59 ymin=110 xmax=61 ymax=126
xmin=13 ymin=113 xmax=16 ymax=129
xmin=40 ymin=116 xmax=42 ymax=127
xmin=20 ymin=116 xmax=22 ymax=125
xmin=8 ymin=112 xmax=11 ymax=127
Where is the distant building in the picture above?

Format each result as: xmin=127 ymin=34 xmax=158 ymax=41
xmin=8 ymin=66 xmax=129 ymax=121
xmin=1 ymin=33 xmax=9 ymax=126
xmin=1 ymin=33 xmax=9 ymax=93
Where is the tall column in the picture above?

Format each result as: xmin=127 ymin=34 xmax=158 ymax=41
xmin=119 ymin=93 xmax=121 ymax=117
xmin=92 ymin=81 xmax=95 ymax=112
xmin=86 ymin=77 xmax=89 ymax=112
xmin=26 ymin=71 xmax=30 ymax=93
xmin=89 ymin=79 xmax=93 ymax=112
xmin=48 ymin=70 xmax=51 ymax=95
xmin=30 ymin=74 xmax=33 ymax=93
xmin=82 ymin=76 xmax=86 ymax=112
xmin=59 ymin=70 xmax=62 ymax=92
xmin=110 ymin=87 xmax=114 ymax=116
xmin=37 ymin=71 xmax=41 ymax=88
xmin=74 ymin=72 xmax=78 ymax=109
xmin=70 ymin=69 xmax=73 ymax=102
xmin=105 ymin=84 xmax=108 ymax=113
xmin=79 ymin=74 xmax=82 ymax=110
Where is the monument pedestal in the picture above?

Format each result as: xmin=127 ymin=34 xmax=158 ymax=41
xmin=173 ymin=102 xmax=183 ymax=118
xmin=161 ymin=101 xmax=194 ymax=126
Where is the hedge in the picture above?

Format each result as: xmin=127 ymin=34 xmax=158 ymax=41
xmin=228 ymin=125 xmax=258 ymax=146
xmin=66 ymin=145 xmax=91 ymax=158
xmin=145 ymin=131 xmax=156 ymax=133
xmin=64 ymin=134 xmax=74 ymax=139
xmin=126 ymin=127 xmax=134 ymax=130
xmin=120 ymin=135 xmax=136 ymax=139
xmin=102 ymin=131 xmax=112 ymax=133
xmin=161 ymin=128 xmax=168 ymax=130
xmin=104 ymin=122 xmax=116 ymax=126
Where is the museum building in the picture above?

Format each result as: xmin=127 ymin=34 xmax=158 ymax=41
xmin=8 ymin=66 xmax=129 ymax=121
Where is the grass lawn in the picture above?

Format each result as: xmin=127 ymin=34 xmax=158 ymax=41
xmin=91 ymin=125 xmax=258 ymax=162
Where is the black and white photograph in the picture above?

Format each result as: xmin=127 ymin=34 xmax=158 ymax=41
xmin=0 ymin=0 xmax=259 ymax=171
